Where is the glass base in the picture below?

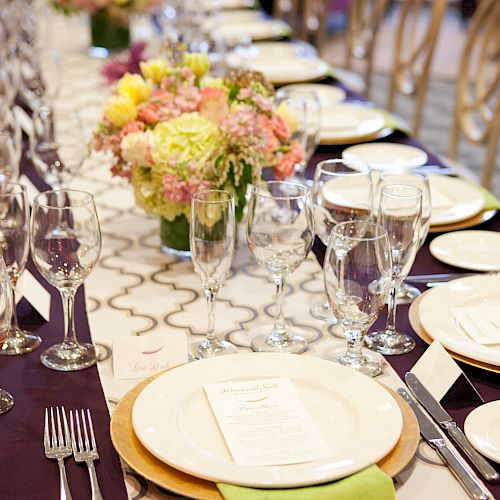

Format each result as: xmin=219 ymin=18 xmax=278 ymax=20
xmin=396 ymin=283 xmax=421 ymax=305
xmin=310 ymin=298 xmax=338 ymax=324
xmin=251 ymin=332 xmax=308 ymax=354
xmin=0 ymin=328 xmax=42 ymax=355
xmin=191 ymin=338 xmax=237 ymax=359
xmin=40 ymin=342 xmax=97 ymax=371
xmin=330 ymin=346 xmax=384 ymax=377
xmin=0 ymin=389 xmax=14 ymax=415
xmin=365 ymin=330 xmax=416 ymax=355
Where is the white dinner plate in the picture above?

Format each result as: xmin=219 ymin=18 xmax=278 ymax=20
xmin=342 ymin=143 xmax=428 ymax=171
xmin=225 ymin=53 xmax=329 ymax=85
xmin=320 ymin=104 xmax=385 ymax=143
xmin=464 ymin=401 xmax=500 ymax=464
xmin=418 ymin=275 xmax=500 ymax=366
xmin=430 ymin=231 xmax=500 ymax=271
xmin=205 ymin=0 xmax=255 ymax=8
xmin=279 ymin=83 xmax=346 ymax=105
xmin=429 ymin=175 xmax=485 ymax=225
xmin=216 ymin=19 xmax=291 ymax=42
xmin=132 ymin=353 xmax=403 ymax=488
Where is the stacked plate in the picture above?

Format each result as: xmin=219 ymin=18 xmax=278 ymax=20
xmin=111 ymin=354 xmax=419 ymax=497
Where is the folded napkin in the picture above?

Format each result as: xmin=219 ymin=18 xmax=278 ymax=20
xmin=217 ymin=465 xmax=395 ymax=500
xmin=452 ymin=304 xmax=500 ymax=345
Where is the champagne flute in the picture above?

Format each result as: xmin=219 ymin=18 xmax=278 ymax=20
xmin=0 ymin=183 xmax=42 ymax=354
xmin=190 ymin=189 xmax=237 ymax=358
xmin=323 ymin=221 xmax=392 ymax=377
xmin=0 ymin=253 xmax=14 ymax=414
xmin=374 ymin=171 xmax=431 ymax=304
xmin=30 ymin=190 xmax=101 ymax=371
xmin=247 ymin=181 xmax=314 ymax=353
xmin=365 ymin=184 xmax=422 ymax=355
xmin=311 ymin=158 xmax=373 ymax=326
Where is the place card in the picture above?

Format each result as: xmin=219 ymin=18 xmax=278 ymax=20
xmin=18 ymin=270 xmax=51 ymax=322
xmin=204 ymin=377 xmax=332 ymax=466
xmin=112 ymin=332 xmax=188 ymax=379
xmin=411 ymin=340 xmax=483 ymax=408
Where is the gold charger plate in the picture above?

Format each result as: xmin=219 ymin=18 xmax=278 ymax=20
xmin=429 ymin=209 xmax=497 ymax=233
xmin=319 ymin=127 xmax=394 ymax=146
xmin=409 ymin=293 xmax=500 ymax=374
xmin=110 ymin=370 xmax=419 ymax=500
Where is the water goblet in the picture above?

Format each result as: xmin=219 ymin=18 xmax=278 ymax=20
xmin=0 ymin=254 xmax=14 ymax=414
xmin=190 ymin=190 xmax=237 ymax=358
xmin=311 ymin=158 xmax=373 ymax=325
xmin=247 ymin=181 xmax=314 ymax=354
xmin=0 ymin=183 xmax=42 ymax=354
xmin=323 ymin=221 xmax=392 ymax=377
xmin=30 ymin=190 xmax=101 ymax=371
xmin=374 ymin=170 xmax=431 ymax=304
xmin=365 ymin=184 xmax=422 ymax=355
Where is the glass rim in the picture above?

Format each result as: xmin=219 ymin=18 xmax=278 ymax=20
xmin=380 ymin=183 xmax=423 ymax=199
xmin=191 ymin=189 xmax=234 ymax=204
xmin=33 ymin=189 xmax=95 ymax=209
xmin=316 ymin=158 xmax=371 ymax=176
xmin=331 ymin=221 xmax=388 ymax=242
xmin=252 ymin=180 xmax=310 ymax=200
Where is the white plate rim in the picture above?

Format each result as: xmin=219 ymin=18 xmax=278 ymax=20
xmin=279 ymin=83 xmax=347 ymax=104
xmin=418 ymin=275 xmax=500 ymax=366
xmin=131 ymin=353 xmax=403 ymax=488
xmin=464 ymin=401 xmax=500 ymax=464
xmin=429 ymin=230 xmax=500 ymax=271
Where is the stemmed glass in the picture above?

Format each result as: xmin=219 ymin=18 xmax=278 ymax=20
xmin=30 ymin=190 xmax=101 ymax=371
xmin=323 ymin=221 xmax=392 ymax=377
xmin=0 ymin=132 xmax=20 ymax=184
xmin=365 ymin=184 xmax=422 ymax=355
xmin=0 ymin=254 xmax=14 ymax=414
xmin=0 ymin=183 xmax=42 ymax=354
xmin=247 ymin=181 xmax=314 ymax=353
xmin=190 ymin=190 xmax=237 ymax=358
xmin=311 ymin=158 xmax=373 ymax=325
xmin=374 ymin=171 xmax=431 ymax=304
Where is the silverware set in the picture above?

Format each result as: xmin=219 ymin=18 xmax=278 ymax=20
xmin=44 ymin=407 xmax=103 ymax=500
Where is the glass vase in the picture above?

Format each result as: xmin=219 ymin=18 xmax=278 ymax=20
xmin=160 ymin=215 xmax=191 ymax=260
xmin=89 ymin=9 xmax=130 ymax=58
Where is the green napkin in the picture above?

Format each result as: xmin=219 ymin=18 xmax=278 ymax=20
xmin=470 ymin=183 xmax=500 ymax=210
xmin=217 ymin=465 xmax=395 ymax=500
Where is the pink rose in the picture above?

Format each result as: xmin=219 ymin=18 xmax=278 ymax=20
xmin=274 ymin=143 xmax=304 ymax=180
xmin=137 ymin=106 xmax=160 ymax=125
xmin=258 ymin=115 xmax=279 ymax=153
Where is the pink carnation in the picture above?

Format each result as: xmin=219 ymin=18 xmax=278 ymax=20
xmin=163 ymin=174 xmax=211 ymax=204
xmin=271 ymin=114 xmax=291 ymax=142
xmin=274 ymin=143 xmax=304 ymax=180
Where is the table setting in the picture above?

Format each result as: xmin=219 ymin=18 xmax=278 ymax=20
xmin=0 ymin=1 xmax=499 ymax=499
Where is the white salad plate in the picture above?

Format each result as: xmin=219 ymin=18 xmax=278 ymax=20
xmin=132 ymin=353 xmax=403 ymax=488
xmin=429 ymin=175 xmax=485 ymax=225
xmin=430 ymin=231 xmax=500 ymax=271
xmin=418 ymin=275 xmax=500 ymax=366
xmin=279 ymin=83 xmax=346 ymax=105
xmin=464 ymin=401 xmax=500 ymax=464
xmin=216 ymin=19 xmax=291 ymax=42
xmin=342 ymin=143 xmax=428 ymax=170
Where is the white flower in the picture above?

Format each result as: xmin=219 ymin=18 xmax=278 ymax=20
xmin=120 ymin=131 xmax=154 ymax=166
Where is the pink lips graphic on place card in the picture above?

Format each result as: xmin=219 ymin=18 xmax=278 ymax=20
xmin=137 ymin=345 xmax=166 ymax=355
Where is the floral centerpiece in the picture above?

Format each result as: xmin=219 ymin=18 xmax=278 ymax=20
xmin=93 ymin=53 xmax=304 ymax=256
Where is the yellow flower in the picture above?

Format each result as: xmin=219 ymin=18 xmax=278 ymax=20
xmin=276 ymin=102 xmax=299 ymax=133
xmin=117 ymin=73 xmax=151 ymax=105
xmin=103 ymin=94 xmax=137 ymax=127
xmin=200 ymin=76 xmax=226 ymax=89
xmin=140 ymin=59 xmax=170 ymax=85
xmin=182 ymin=53 xmax=210 ymax=79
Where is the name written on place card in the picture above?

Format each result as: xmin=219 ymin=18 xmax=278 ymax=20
xmin=112 ymin=333 xmax=188 ymax=379
xmin=204 ymin=377 xmax=332 ymax=466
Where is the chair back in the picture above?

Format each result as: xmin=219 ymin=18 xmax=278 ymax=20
xmin=272 ymin=0 xmax=302 ymax=33
xmin=299 ymin=0 xmax=329 ymax=55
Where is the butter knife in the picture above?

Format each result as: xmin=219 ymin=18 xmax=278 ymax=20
xmin=405 ymin=373 xmax=499 ymax=483
xmin=397 ymin=388 xmax=490 ymax=500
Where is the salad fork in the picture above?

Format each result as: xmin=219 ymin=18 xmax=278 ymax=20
xmin=70 ymin=409 xmax=103 ymax=500
xmin=44 ymin=407 xmax=74 ymax=500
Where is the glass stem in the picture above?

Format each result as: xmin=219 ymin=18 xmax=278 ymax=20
xmin=270 ymin=277 xmax=287 ymax=343
xmin=9 ymin=282 xmax=20 ymax=336
xmin=60 ymin=289 xmax=78 ymax=347
xmin=344 ymin=327 xmax=365 ymax=365
xmin=204 ymin=288 xmax=217 ymax=344
xmin=385 ymin=277 xmax=400 ymax=335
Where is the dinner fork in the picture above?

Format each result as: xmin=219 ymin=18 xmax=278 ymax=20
xmin=70 ymin=409 xmax=103 ymax=500
xmin=44 ymin=407 xmax=74 ymax=500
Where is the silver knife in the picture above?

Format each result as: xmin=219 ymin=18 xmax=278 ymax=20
xmin=405 ymin=273 xmax=478 ymax=284
xmin=405 ymin=373 xmax=500 ymax=483
xmin=397 ymin=388 xmax=491 ymax=500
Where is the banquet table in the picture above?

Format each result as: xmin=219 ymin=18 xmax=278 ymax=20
xmin=0 ymin=10 xmax=499 ymax=500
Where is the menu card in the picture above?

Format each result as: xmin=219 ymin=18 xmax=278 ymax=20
xmin=204 ymin=377 xmax=332 ymax=466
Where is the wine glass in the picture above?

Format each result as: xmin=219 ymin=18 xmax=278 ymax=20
xmin=0 ymin=131 xmax=20 ymax=185
xmin=374 ymin=171 xmax=431 ymax=304
xmin=0 ymin=253 xmax=14 ymax=414
xmin=0 ymin=183 xmax=42 ymax=355
xmin=190 ymin=189 xmax=237 ymax=358
xmin=323 ymin=221 xmax=392 ymax=377
xmin=311 ymin=158 xmax=373 ymax=326
xmin=30 ymin=190 xmax=101 ymax=371
xmin=365 ymin=184 xmax=422 ymax=355
xmin=247 ymin=181 xmax=314 ymax=353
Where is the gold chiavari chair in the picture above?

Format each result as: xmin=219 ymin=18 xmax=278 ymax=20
xmin=300 ymin=0 xmax=329 ymax=55
xmin=386 ymin=0 xmax=448 ymax=137
xmin=449 ymin=0 xmax=500 ymax=189
xmin=272 ymin=0 xmax=302 ymax=33
xmin=344 ymin=0 xmax=390 ymax=98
